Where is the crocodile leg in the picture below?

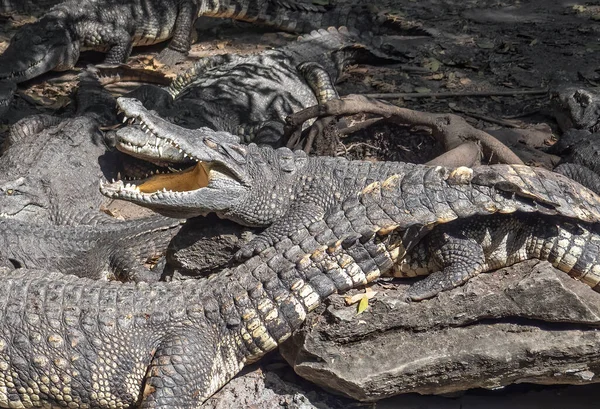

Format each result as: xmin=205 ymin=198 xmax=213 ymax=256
xmin=396 ymin=213 xmax=600 ymax=300
xmin=157 ymin=0 xmax=199 ymax=65
xmin=404 ymin=232 xmax=486 ymax=301
xmin=247 ymin=61 xmax=341 ymax=145
xmin=167 ymin=54 xmax=231 ymax=97
xmin=102 ymin=27 xmax=134 ymax=64
xmin=140 ymin=326 xmax=228 ymax=409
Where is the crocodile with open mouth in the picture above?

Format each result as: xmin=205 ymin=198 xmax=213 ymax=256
xmin=5 ymin=102 xmax=600 ymax=407
xmin=102 ymin=98 xmax=600 ymax=294
xmin=118 ymin=26 xmax=400 ymax=152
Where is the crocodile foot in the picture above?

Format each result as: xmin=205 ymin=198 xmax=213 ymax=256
xmin=156 ymin=47 xmax=188 ymax=67
xmin=234 ymin=236 xmax=272 ymax=261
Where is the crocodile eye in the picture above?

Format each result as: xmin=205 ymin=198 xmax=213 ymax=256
xmin=5 ymin=189 xmax=13 ymax=195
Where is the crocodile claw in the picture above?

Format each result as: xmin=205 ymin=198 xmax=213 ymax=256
xmin=156 ymin=47 xmax=187 ymax=67
xmin=234 ymin=237 xmax=272 ymax=261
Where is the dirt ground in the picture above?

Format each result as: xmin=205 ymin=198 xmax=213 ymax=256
xmin=1 ymin=0 xmax=600 ymax=407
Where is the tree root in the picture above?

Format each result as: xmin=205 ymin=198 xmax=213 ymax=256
xmin=285 ymin=94 xmax=524 ymax=165
xmin=425 ymin=141 xmax=482 ymax=168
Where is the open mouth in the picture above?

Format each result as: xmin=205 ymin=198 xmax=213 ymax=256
xmin=101 ymin=160 xmax=212 ymax=199
xmin=100 ymin=106 xmax=243 ymax=202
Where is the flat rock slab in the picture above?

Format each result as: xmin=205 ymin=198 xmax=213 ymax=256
xmin=280 ymin=260 xmax=600 ymax=401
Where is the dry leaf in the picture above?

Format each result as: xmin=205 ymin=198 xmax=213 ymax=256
xmin=357 ymin=296 xmax=369 ymax=314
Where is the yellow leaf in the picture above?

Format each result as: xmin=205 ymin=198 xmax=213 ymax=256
xmin=357 ymin=295 xmax=369 ymax=314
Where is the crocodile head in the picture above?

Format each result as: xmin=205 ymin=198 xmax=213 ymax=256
xmin=0 ymin=16 xmax=79 ymax=83
xmin=100 ymin=97 xmax=309 ymax=223
xmin=0 ymin=177 xmax=48 ymax=220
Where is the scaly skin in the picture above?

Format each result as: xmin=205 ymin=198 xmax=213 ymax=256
xmin=397 ymin=212 xmax=600 ymax=299
xmin=102 ymin=98 xmax=600 ymax=258
xmin=120 ymin=27 xmax=392 ymax=154
xmin=2 ymin=203 xmax=600 ymax=407
xmin=0 ymin=69 xmax=155 ymax=225
xmin=0 ymin=0 xmax=423 ymax=84
xmin=555 ymin=163 xmax=600 ymax=196
xmin=0 ymin=0 xmax=61 ymax=15
xmin=0 ymin=215 xmax=183 ymax=282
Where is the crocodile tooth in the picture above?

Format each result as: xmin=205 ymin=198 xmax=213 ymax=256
xmin=122 ymin=116 xmax=127 ymax=123
xmin=145 ymin=128 xmax=150 ymax=134
xmin=117 ymin=172 xmax=121 ymax=180
xmin=158 ymin=146 xmax=163 ymax=157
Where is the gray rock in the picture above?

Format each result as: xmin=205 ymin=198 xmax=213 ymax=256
xmin=280 ymin=260 xmax=600 ymax=401
xmin=167 ymin=214 xmax=258 ymax=277
xmin=204 ymin=361 xmax=362 ymax=409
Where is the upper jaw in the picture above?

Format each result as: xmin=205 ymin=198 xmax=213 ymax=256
xmin=115 ymin=97 xmax=248 ymax=183
xmin=115 ymin=125 xmax=191 ymax=164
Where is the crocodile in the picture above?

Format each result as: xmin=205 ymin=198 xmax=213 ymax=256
xmin=8 ymin=148 xmax=600 ymax=408
xmin=0 ymin=68 xmax=161 ymax=225
xmin=545 ymin=129 xmax=600 ymax=195
xmin=0 ymin=0 xmax=423 ymax=85
xmin=103 ymin=97 xmax=600 ymax=255
xmin=118 ymin=35 xmax=338 ymax=150
xmin=119 ymin=27 xmax=397 ymax=154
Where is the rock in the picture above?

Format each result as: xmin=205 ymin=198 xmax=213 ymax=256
xmin=280 ymin=260 xmax=600 ymax=401
xmin=204 ymin=357 xmax=361 ymax=409
xmin=166 ymin=214 xmax=258 ymax=277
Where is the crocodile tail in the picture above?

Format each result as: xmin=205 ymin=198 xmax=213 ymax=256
xmin=102 ymin=215 xmax=185 ymax=262
xmin=6 ymin=114 xmax=61 ymax=147
xmin=323 ymin=163 xmax=600 ymax=260
xmin=554 ymin=163 xmax=600 ymax=197
xmin=167 ymin=54 xmax=232 ymax=98
xmin=294 ymin=26 xmax=403 ymax=72
xmin=199 ymin=0 xmax=329 ymax=33
xmin=198 ymin=0 xmax=432 ymax=36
